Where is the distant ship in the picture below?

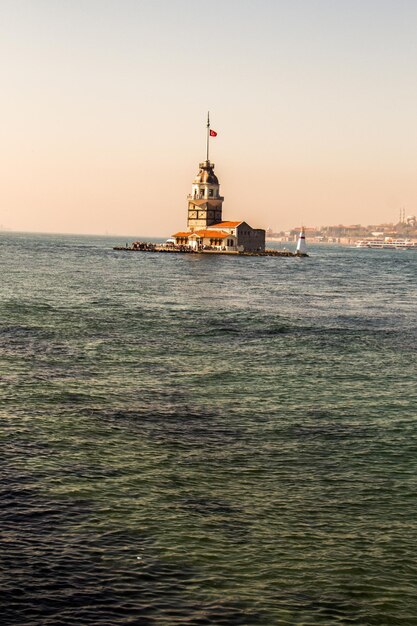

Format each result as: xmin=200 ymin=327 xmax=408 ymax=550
xmin=355 ymin=238 xmax=417 ymax=249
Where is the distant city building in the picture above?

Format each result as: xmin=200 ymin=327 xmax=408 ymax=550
xmin=265 ymin=216 xmax=417 ymax=245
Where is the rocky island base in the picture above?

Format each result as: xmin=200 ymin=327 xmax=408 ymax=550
xmin=113 ymin=243 xmax=308 ymax=257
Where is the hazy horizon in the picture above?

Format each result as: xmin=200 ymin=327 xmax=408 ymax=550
xmin=2 ymin=0 xmax=417 ymax=236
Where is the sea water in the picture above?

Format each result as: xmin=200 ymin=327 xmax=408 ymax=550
xmin=1 ymin=232 xmax=416 ymax=625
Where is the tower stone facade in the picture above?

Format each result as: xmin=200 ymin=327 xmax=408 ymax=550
xmin=187 ymin=160 xmax=224 ymax=231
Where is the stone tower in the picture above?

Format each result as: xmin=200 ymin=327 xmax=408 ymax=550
xmin=187 ymin=160 xmax=224 ymax=231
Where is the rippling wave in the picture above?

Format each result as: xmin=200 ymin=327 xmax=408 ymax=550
xmin=1 ymin=233 xmax=416 ymax=625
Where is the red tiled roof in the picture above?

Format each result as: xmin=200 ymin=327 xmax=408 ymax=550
xmin=207 ymin=221 xmax=242 ymax=228
xmin=173 ymin=228 xmax=238 ymax=239
xmin=194 ymin=229 xmax=232 ymax=239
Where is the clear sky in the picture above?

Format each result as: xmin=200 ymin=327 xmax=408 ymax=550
xmin=1 ymin=0 xmax=417 ymax=236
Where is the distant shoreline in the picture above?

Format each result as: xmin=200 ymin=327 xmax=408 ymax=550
xmin=266 ymin=237 xmax=348 ymax=245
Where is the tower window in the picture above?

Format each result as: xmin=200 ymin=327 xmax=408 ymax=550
xmin=209 ymin=189 xmax=213 ymax=197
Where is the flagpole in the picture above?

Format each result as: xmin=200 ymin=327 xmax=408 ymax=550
xmin=206 ymin=111 xmax=210 ymax=161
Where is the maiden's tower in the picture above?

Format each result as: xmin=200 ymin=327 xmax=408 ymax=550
xmin=172 ymin=115 xmax=265 ymax=252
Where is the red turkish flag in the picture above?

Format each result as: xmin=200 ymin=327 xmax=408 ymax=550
xmin=209 ymin=129 xmax=217 ymax=137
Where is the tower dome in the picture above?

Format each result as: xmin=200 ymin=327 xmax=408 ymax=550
xmin=193 ymin=160 xmax=219 ymax=185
